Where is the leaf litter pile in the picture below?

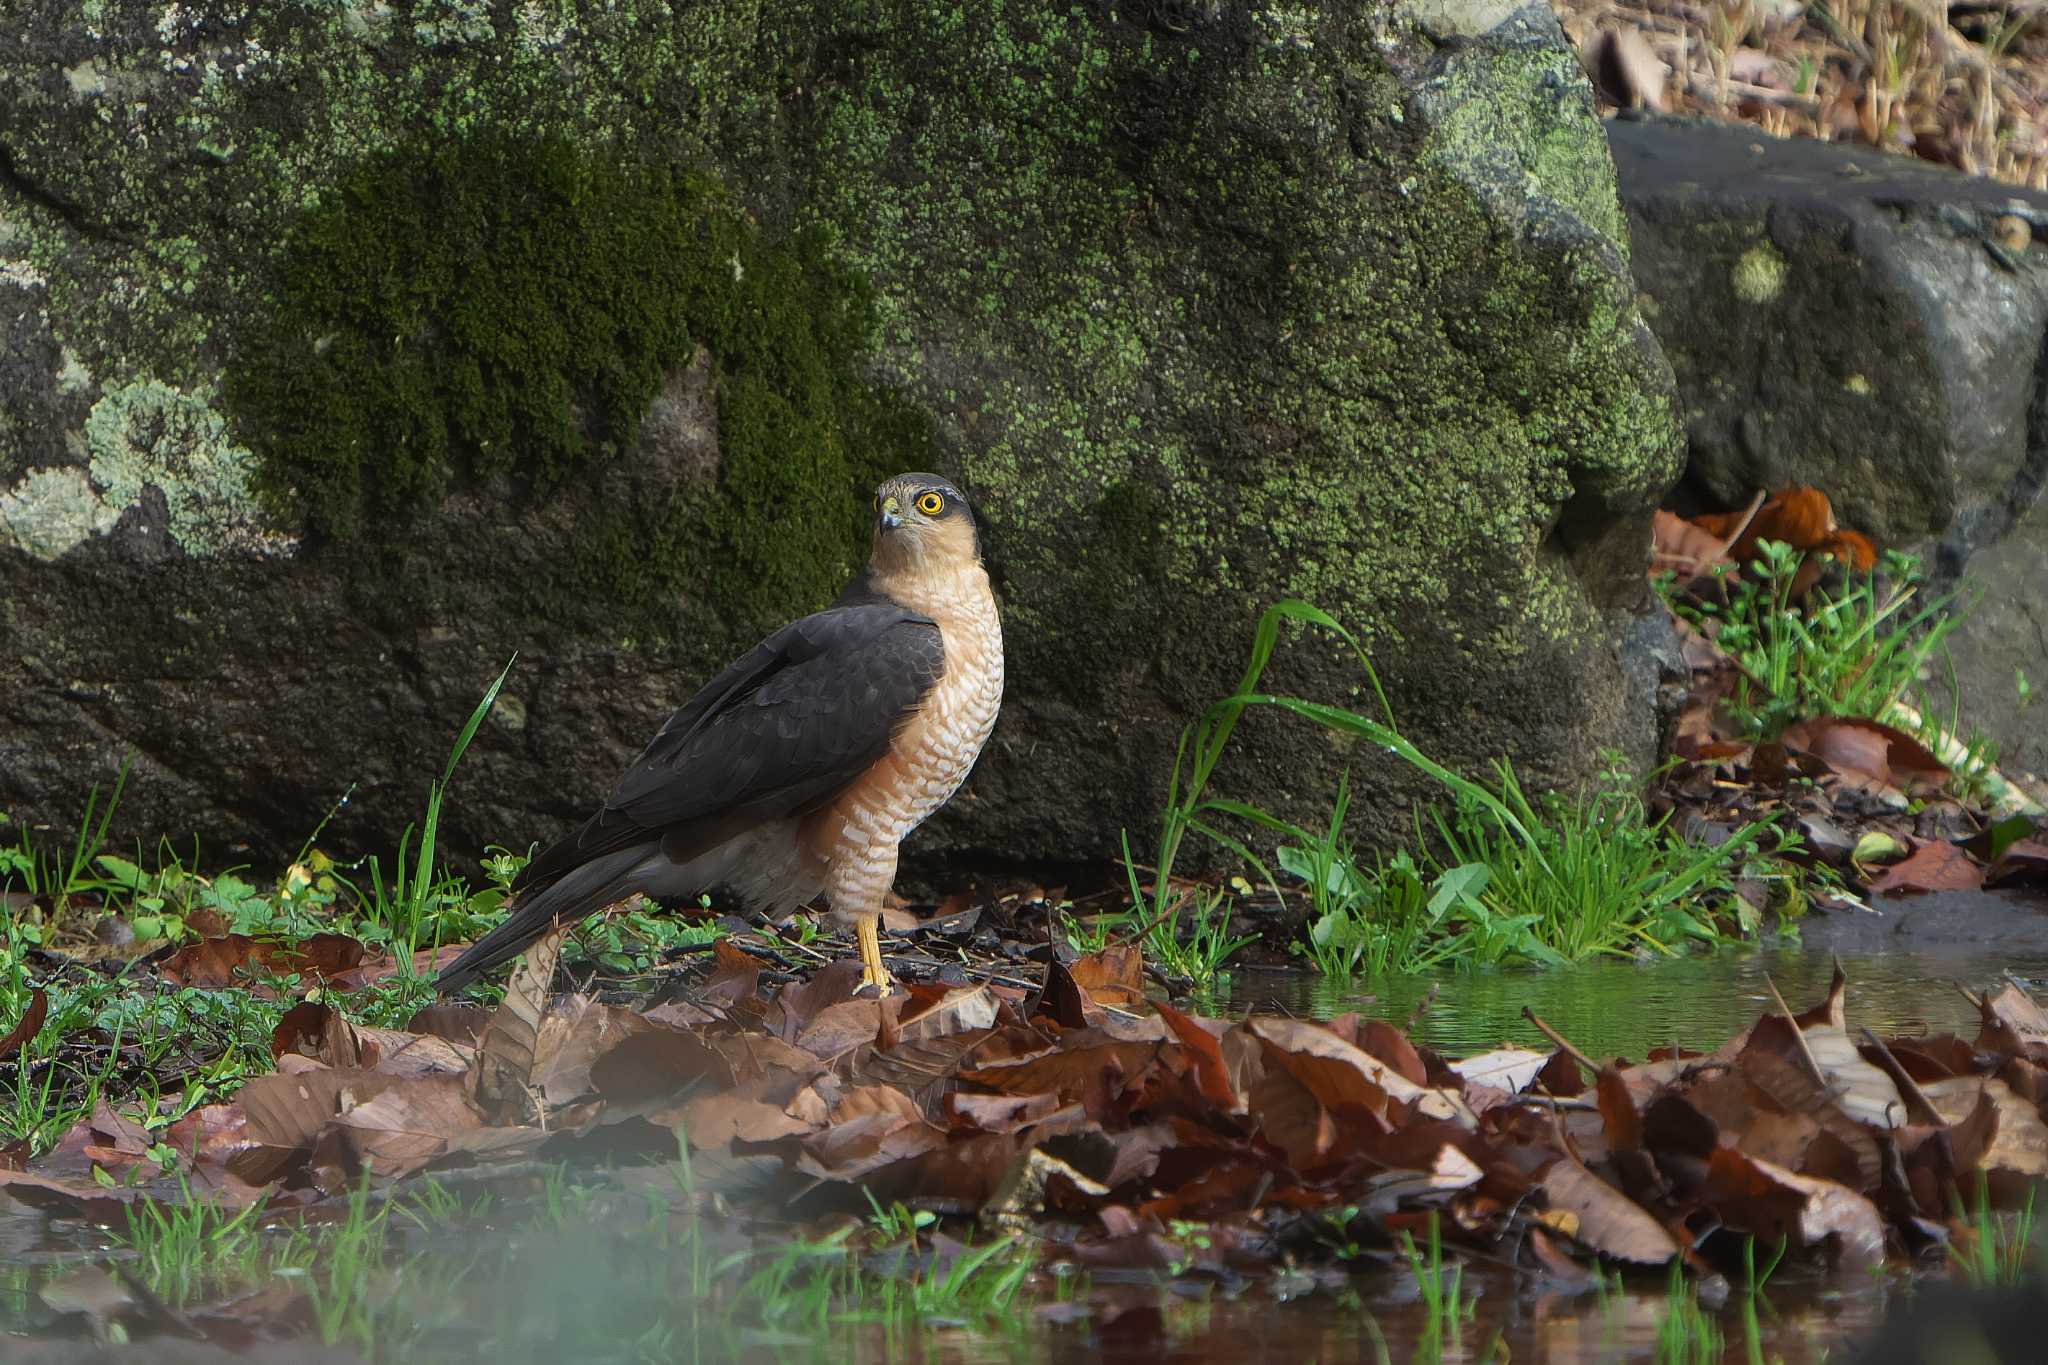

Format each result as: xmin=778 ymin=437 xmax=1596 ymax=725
xmin=10 ymin=905 xmax=2048 ymax=1345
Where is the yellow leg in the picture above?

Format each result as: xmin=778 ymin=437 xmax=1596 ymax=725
xmin=855 ymin=912 xmax=895 ymax=994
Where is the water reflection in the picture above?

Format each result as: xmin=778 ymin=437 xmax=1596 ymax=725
xmin=1229 ymin=944 xmax=2048 ymax=1058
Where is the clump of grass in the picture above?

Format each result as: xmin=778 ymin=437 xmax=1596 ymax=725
xmin=1950 ymin=1173 xmax=2038 ymax=1287
xmin=347 ymin=657 xmax=514 ymax=965
xmin=1424 ymin=754 xmax=1766 ymax=962
xmin=0 ymin=761 xmax=129 ymax=906
xmin=1655 ymin=1265 xmax=1725 ymax=1364
xmin=1663 ymin=542 xmax=1969 ymax=744
xmin=735 ymin=1222 xmax=1032 ymax=1330
xmin=1141 ymin=600 xmax=1773 ymax=977
xmin=1398 ymin=1215 xmax=1475 ymax=1360
xmin=115 ymin=1188 xmax=272 ymax=1307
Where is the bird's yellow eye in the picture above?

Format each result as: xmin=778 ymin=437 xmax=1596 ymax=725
xmin=916 ymin=491 xmax=945 ymax=516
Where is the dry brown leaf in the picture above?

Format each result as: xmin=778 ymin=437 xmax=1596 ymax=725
xmin=1447 ymin=1048 xmax=1549 ymax=1094
xmin=773 ymin=960 xmax=865 ymax=1038
xmin=1245 ymin=1017 xmax=1470 ymax=1125
xmin=1783 ymin=717 xmax=1952 ymax=801
xmin=588 ymin=1025 xmax=731 ymax=1108
xmin=1597 ymin=1067 xmax=1643 ymax=1152
xmin=945 ymin=1091 xmax=1062 ymax=1134
xmin=1701 ymin=1146 xmax=1886 ymax=1270
xmin=473 ymin=922 xmax=568 ymax=1117
xmin=159 ymin=933 xmax=367 ymax=991
xmin=1590 ymin=26 xmax=1667 ymax=110
xmin=1359 ymin=1020 xmax=1430 ymax=1087
xmin=794 ymin=998 xmax=883 ymax=1061
xmin=530 ymin=997 xmax=655 ymax=1106
xmin=701 ymin=939 xmax=767 ymax=1007
xmin=664 ymin=1075 xmax=823 ymax=1148
xmin=1157 ymin=1000 xmax=1240 ymax=1111
xmin=1866 ymin=841 xmax=1983 ymax=896
xmin=1719 ymin=486 xmax=1836 ymax=559
xmin=1799 ymin=1024 xmax=1909 ymax=1131
xmin=962 ymin=1039 xmax=1161 ymax=1107
xmin=0 ymin=988 xmax=47 ymax=1062
xmin=1922 ymin=1077 xmax=2048 ymax=1177
xmin=1539 ymin=1155 xmax=1679 ymax=1264
xmin=1069 ymin=944 xmax=1147 ymax=1009
xmin=1978 ymin=982 xmax=2048 ymax=1049
xmin=1986 ymin=839 xmax=2048 ymax=887
xmin=332 ymin=1075 xmax=498 ymax=1176
xmin=897 ymin=984 xmax=1000 ymax=1042
xmin=272 ymin=1001 xmax=364 ymax=1069
xmin=797 ymin=1090 xmax=946 ymax=1181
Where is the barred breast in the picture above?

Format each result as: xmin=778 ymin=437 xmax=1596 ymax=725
xmin=811 ymin=567 xmax=1003 ymax=917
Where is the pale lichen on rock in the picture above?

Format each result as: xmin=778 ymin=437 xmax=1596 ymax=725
xmin=0 ymin=466 xmax=119 ymax=559
xmin=82 ymin=379 xmax=288 ymax=557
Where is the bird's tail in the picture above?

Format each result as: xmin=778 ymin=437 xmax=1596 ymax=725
xmin=434 ymin=845 xmax=657 ymax=995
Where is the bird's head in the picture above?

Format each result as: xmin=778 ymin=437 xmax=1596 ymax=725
xmin=870 ymin=473 xmax=980 ymax=577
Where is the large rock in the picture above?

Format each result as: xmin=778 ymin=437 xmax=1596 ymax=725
xmin=1610 ymin=115 xmax=2048 ymax=780
xmin=0 ymin=2 xmax=1682 ymax=871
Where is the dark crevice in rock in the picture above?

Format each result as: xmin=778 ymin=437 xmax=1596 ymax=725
xmin=0 ymin=138 xmax=138 ymax=244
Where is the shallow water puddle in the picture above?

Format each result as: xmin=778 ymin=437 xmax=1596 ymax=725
xmin=7 ymin=933 xmax=2048 ymax=1363
xmin=1229 ymin=941 xmax=2048 ymax=1060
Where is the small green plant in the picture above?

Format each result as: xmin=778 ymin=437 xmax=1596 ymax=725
xmin=896 ymin=1233 xmax=1032 ymax=1319
xmin=1664 ymin=541 xmax=1969 ymax=742
xmin=1397 ymin=1215 xmax=1474 ymax=1360
xmin=1182 ymin=602 xmax=1774 ymax=972
xmin=0 ymin=761 xmax=130 ymax=905
xmin=344 ymin=658 xmax=515 ymax=964
xmin=573 ymin=896 xmax=723 ymax=977
xmin=1060 ymin=910 xmax=1116 ymax=955
xmin=864 ymin=1189 xmax=936 ymax=1242
xmin=1655 ymin=1264 xmax=1725 ymax=1364
xmin=1950 ymin=1173 xmax=2037 ymax=1287
xmin=1737 ymin=1236 xmax=1786 ymax=1365
xmin=1164 ymin=1218 xmax=1214 ymax=1276
xmin=1289 ymin=849 xmax=1470 ymax=977
xmin=1135 ymin=881 xmax=1254 ymax=987
xmin=1425 ymin=754 xmax=1765 ymax=962
xmin=115 ymin=1183 xmax=272 ymax=1307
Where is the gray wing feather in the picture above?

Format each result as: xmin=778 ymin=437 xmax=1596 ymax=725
xmin=509 ymin=604 xmax=943 ymax=893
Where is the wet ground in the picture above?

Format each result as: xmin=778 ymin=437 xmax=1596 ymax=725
xmin=7 ymin=892 xmax=2048 ymax=1363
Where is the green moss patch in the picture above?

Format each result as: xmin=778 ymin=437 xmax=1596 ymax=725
xmin=224 ymin=128 xmax=923 ymax=635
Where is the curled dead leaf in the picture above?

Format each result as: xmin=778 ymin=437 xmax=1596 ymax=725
xmin=1540 ymin=1155 xmax=1678 ymax=1264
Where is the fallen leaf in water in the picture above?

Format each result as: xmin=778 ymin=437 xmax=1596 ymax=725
xmin=1701 ymin=1146 xmax=1886 ymax=1270
xmin=1540 ymin=1154 xmax=1678 ymax=1264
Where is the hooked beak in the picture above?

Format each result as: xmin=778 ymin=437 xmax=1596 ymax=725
xmin=879 ymin=495 xmax=904 ymax=530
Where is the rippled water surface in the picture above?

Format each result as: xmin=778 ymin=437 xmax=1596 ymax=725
xmin=1229 ymin=942 xmax=2048 ymax=1059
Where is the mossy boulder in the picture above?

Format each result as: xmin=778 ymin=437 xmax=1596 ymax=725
xmin=0 ymin=1 xmax=1682 ymax=870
